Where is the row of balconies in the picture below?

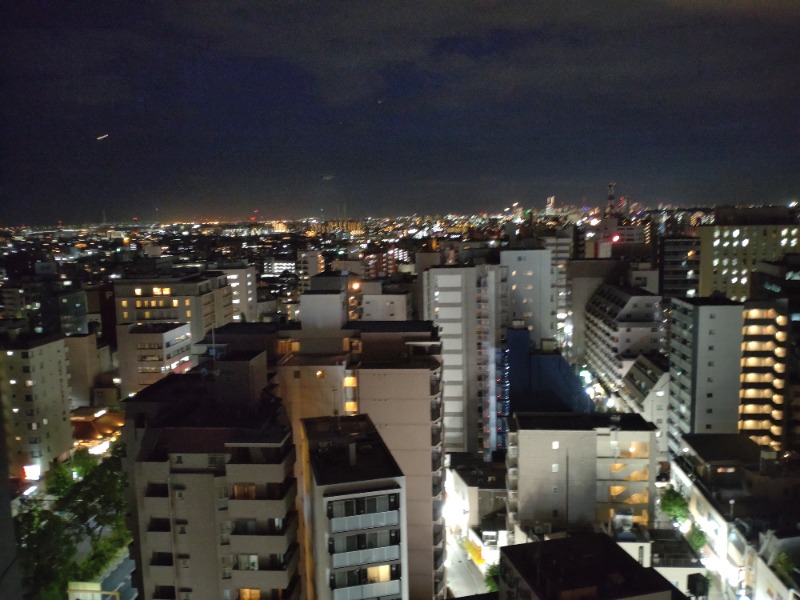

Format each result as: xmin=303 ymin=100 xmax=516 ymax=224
xmin=331 ymin=510 xmax=400 ymax=534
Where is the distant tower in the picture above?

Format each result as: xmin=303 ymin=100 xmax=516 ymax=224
xmin=604 ymin=182 xmax=617 ymax=217
xmin=546 ymin=196 xmax=556 ymax=211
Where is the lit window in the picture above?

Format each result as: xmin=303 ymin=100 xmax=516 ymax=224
xmin=134 ymin=288 xmax=142 ymax=296
xmin=172 ymin=299 xmax=179 ymax=307
xmin=316 ymin=370 xmax=325 ymax=379
xmin=121 ymin=300 xmax=128 ymax=308
xmin=552 ymin=441 xmax=559 ymax=450
xmin=153 ymin=287 xmax=162 ymax=296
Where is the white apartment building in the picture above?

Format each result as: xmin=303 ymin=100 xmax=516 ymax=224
xmin=500 ymin=249 xmax=554 ymax=348
xmin=303 ymin=415 xmax=408 ymax=600
xmin=585 ymin=284 xmax=663 ymax=392
xmin=616 ymin=353 xmax=670 ymax=463
xmin=667 ymin=297 xmax=744 ymax=456
xmin=506 ymin=413 xmax=658 ymax=542
xmin=739 ymin=299 xmax=791 ymax=450
xmin=116 ymin=322 xmax=192 ymax=398
xmin=1 ymin=333 xmax=71 ymax=481
xmin=541 ymin=233 xmax=572 ymax=348
xmin=361 ymin=294 xmax=411 ymax=321
xmin=297 ymin=251 xmax=325 ymax=292
xmin=64 ymin=332 xmax=113 ymax=408
xmin=697 ymin=224 xmax=799 ymax=300
xmin=124 ymin=374 xmax=299 ymax=600
xmin=214 ymin=264 xmax=258 ymax=322
xmin=114 ymin=274 xmax=234 ymax=344
xmin=423 ymin=265 xmax=508 ymax=455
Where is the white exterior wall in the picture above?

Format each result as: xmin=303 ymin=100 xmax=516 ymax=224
xmin=361 ymin=294 xmax=411 ymax=321
xmin=299 ymin=293 xmax=347 ymax=329
xmin=501 ymin=249 xmax=554 ymax=348
xmin=1 ymin=337 xmax=71 ymax=479
xmin=221 ymin=266 xmax=258 ymax=322
xmin=116 ymin=324 xmax=192 ymax=398
xmin=357 ymin=366 xmax=444 ymax=600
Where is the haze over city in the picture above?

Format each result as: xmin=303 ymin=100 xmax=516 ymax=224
xmin=3 ymin=2 xmax=800 ymax=226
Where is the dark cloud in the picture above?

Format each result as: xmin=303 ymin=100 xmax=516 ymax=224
xmin=2 ymin=1 xmax=799 ymax=224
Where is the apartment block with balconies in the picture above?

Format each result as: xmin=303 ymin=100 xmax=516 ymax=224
xmin=506 ymin=412 xmax=658 ymax=543
xmin=303 ymin=415 xmax=408 ymax=600
xmin=124 ymin=373 xmax=298 ymax=600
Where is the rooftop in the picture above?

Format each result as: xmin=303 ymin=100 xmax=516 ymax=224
xmin=512 ymin=412 xmax=656 ymax=433
xmin=303 ymin=414 xmax=403 ymax=486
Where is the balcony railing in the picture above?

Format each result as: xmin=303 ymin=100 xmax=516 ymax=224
xmin=331 ymin=510 xmax=400 ymax=534
xmin=333 ymin=579 xmax=401 ymax=600
xmin=331 ymin=543 xmax=400 ymax=569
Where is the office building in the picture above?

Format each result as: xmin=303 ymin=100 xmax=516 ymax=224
xmin=302 ymin=415 xmax=408 ymax=600
xmin=696 ymin=223 xmax=798 ymax=300
xmin=667 ymin=297 xmax=744 ymax=456
xmin=114 ymin=274 xmax=234 ymax=346
xmin=116 ymin=322 xmax=192 ymax=398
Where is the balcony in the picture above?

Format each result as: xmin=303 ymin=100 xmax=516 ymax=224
xmin=432 ymin=452 xmax=443 ymax=472
xmin=226 ymin=447 xmax=295 ymax=482
xmin=331 ymin=510 xmax=400 ymax=534
xmin=433 ymin=524 xmax=444 ymax=546
xmin=152 ymin=586 xmax=176 ymax=600
xmin=432 ymin=477 xmax=443 ymax=497
xmin=433 ymin=499 xmax=444 ymax=522
xmin=434 ymin=547 xmax=445 ymax=569
xmin=431 ymin=400 xmax=442 ymax=422
xmin=228 ymin=479 xmax=297 ymax=521
xmin=333 ymin=579 xmax=401 ymax=600
xmin=230 ymin=512 xmax=298 ymax=555
xmin=331 ymin=543 xmax=401 ymax=569
xmin=231 ymin=545 xmax=299 ymax=590
xmin=431 ymin=427 xmax=442 ymax=447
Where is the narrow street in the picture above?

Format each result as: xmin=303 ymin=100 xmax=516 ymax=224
xmin=446 ymin=534 xmax=489 ymax=597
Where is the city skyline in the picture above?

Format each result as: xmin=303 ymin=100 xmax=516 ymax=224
xmin=4 ymin=2 xmax=800 ymax=226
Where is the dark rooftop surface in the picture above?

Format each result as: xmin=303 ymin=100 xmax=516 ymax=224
xmin=303 ymin=414 xmax=403 ymax=486
xmin=343 ymin=320 xmax=436 ymax=333
xmin=502 ymin=534 xmax=685 ymax=599
xmin=682 ymin=433 xmax=761 ymax=464
xmin=512 ymin=412 xmax=656 ymax=432
xmin=674 ymin=296 xmax=742 ymax=307
xmin=358 ymin=356 xmax=441 ymax=371
xmin=449 ymin=453 xmax=506 ymax=489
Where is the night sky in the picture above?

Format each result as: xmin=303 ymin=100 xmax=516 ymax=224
xmin=3 ymin=2 xmax=799 ymax=226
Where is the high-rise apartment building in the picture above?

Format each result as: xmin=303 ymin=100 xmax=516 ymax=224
xmin=0 ymin=333 xmax=71 ymax=480
xmin=355 ymin=358 xmax=446 ymax=600
xmin=123 ymin=373 xmax=299 ymax=600
xmin=423 ymin=264 xmax=508 ymax=455
xmin=667 ymin=297 xmax=744 ymax=456
xmin=739 ymin=299 xmax=791 ymax=450
xmin=211 ymin=263 xmax=258 ymax=322
xmin=585 ymin=284 xmax=663 ymax=393
xmin=696 ymin=224 xmax=798 ymax=300
xmin=302 ymin=415 xmax=408 ymax=600
xmin=500 ymin=248 xmax=554 ymax=348
xmin=658 ymin=236 xmax=701 ymax=299
xmin=114 ymin=274 xmax=234 ymax=344
xmin=541 ymin=232 xmax=573 ymax=347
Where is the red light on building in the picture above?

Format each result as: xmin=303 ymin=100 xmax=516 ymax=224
xmin=612 ymin=234 xmax=620 ymax=242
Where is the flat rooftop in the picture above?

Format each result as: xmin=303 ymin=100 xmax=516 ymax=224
xmin=502 ymin=534 xmax=683 ymax=599
xmin=682 ymin=433 xmax=761 ymax=465
xmin=303 ymin=414 xmax=403 ymax=486
xmin=128 ymin=322 xmax=187 ymax=334
xmin=511 ymin=412 xmax=656 ymax=432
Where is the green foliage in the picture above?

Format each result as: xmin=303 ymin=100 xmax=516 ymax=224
xmin=15 ymin=443 xmax=130 ymax=600
xmin=71 ymin=448 xmax=99 ymax=478
xmin=44 ymin=459 xmax=74 ymax=496
xmin=774 ymin=552 xmax=796 ymax=583
xmin=485 ymin=563 xmax=500 ymax=592
xmin=685 ymin=524 xmax=707 ymax=551
xmin=660 ymin=488 xmax=690 ymax=522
